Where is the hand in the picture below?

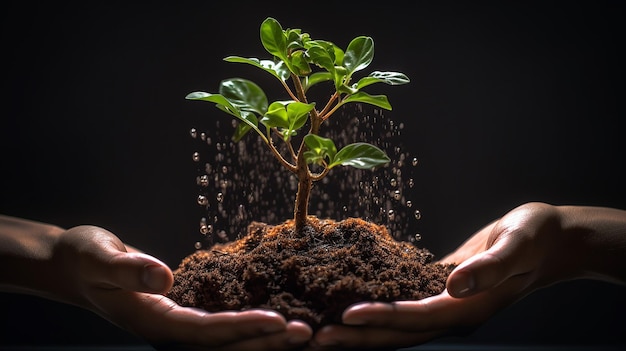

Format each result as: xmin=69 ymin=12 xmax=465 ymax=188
xmin=310 ymin=202 xmax=626 ymax=350
xmin=0 ymin=216 xmax=312 ymax=350
xmin=58 ymin=225 xmax=314 ymax=350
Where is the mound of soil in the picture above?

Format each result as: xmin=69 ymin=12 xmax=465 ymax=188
xmin=167 ymin=216 xmax=455 ymax=331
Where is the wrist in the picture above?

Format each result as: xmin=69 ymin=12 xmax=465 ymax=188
xmin=0 ymin=215 xmax=65 ymax=297
xmin=557 ymin=205 xmax=626 ymax=285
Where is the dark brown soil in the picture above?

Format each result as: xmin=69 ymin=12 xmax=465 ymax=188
xmin=167 ymin=216 xmax=455 ymax=331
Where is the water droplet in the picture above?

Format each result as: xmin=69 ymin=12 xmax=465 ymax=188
xmin=200 ymin=224 xmax=209 ymax=235
xmin=200 ymin=132 xmax=206 ymax=141
xmin=414 ymin=233 xmax=422 ymax=241
xmin=197 ymin=195 xmax=208 ymax=206
xmin=388 ymin=209 xmax=395 ymax=221
xmin=408 ymin=178 xmax=415 ymax=188
xmin=198 ymin=174 xmax=209 ymax=187
xmin=190 ymin=128 xmax=197 ymax=138
xmin=412 ymin=158 xmax=418 ymax=166
xmin=414 ymin=210 xmax=422 ymax=220
xmin=216 ymin=192 xmax=224 ymax=202
xmin=393 ymin=190 xmax=401 ymax=200
xmin=194 ymin=241 xmax=202 ymax=249
xmin=390 ymin=178 xmax=397 ymax=187
xmin=406 ymin=200 xmax=412 ymax=207
xmin=192 ymin=152 xmax=200 ymax=162
xmin=222 ymin=166 xmax=228 ymax=174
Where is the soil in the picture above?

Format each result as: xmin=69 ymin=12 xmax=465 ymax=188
xmin=166 ymin=216 xmax=455 ymax=331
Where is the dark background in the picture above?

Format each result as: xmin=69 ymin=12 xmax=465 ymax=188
xmin=1 ymin=0 xmax=625 ymax=348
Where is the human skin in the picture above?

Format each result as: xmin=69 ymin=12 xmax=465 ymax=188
xmin=309 ymin=202 xmax=626 ymax=350
xmin=0 ymin=215 xmax=312 ymax=351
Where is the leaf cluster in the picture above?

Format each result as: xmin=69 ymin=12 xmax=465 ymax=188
xmin=187 ymin=17 xmax=409 ymax=181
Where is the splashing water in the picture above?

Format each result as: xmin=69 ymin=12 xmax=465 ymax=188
xmin=188 ymin=104 xmax=422 ymax=249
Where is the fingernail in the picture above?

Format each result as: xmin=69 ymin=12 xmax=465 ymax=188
xmin=449 ymin=270 xmax=475 ymax=297
xmin=143 ymin=264 xmax=168 ymax=291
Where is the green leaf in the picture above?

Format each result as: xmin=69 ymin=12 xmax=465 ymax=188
xmin=219 ymin=78 xmax=268 ymax=115
xmin=341 ymin=91 xmax=392 ymax=110
xmin=303 ymin=134 xmax=337 ymax=165
xmin=290 ymin=50 xmax=312 ymax=76
xmin=224 ymin=56 xmax=290 ymax=81
xmin=232 ymin=111 xmax=258 ymax=142
xmin=305 ymin=42 xmax=336 ymax=72
xmin=260 ymin=17 xmax=287 ymax=60
xmin=303 ymin=72 xmax=332 ymax=91
xmin=185 ymin=91 xmax=267 ymax=143
xmin=343 ymin=36 xmax=374 ymax=75
xmin=355 ymin=71 xmax=410 ymax=89
xmin=261 ymin=101 xmax=315 ymax=140
xmin=186 ymin=92 xmax=241 ymax=117
xmin=262 ymin=101 xmax=290 ymax=129
xmin=329 ymin=142 xmax=390 ymax=169
xmin=286 ymin=28 xmax=307 ymax=51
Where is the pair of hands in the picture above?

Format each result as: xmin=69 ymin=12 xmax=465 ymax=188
xmin=25 ymin=202 xmax=624 ymax=350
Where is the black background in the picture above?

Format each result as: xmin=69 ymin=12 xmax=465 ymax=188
xmin=1 ymin=0 xmax=625 ymax=348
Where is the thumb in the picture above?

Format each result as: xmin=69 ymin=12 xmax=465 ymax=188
xmin=446 ymin=235 xmax=532 ymax=298
xmin=103 ymin=252 xmax=174 ymax=294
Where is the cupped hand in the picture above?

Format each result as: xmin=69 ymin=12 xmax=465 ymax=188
xmin=53 ymin=225 xmax=312 ymax=350
xmin=311 ymin=202 xmax=570 ymax=350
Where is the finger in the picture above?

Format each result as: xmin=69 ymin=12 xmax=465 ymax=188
xmin=341 ymin=273 xmax=530 ymax=333
xmin=68 ymin=226 xmax=173 ymax=294
xmin=104 ymin=252 xmax=174 ymax=294
xmin=88 ymin=289 xmax=303 ymax=349
xmin=313 ymin=324 xmax=444 ymax=350
xmin=446 ymin=233 xmax=534 ymax=298
xmin=191 ymin=320 xmax=312 ymax=351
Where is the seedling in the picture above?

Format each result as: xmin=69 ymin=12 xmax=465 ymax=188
xmin=187 ymin=17 xmax=409 ymax=231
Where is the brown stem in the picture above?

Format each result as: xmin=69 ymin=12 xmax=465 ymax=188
xmin=294 ymin=153 xmax=312 ymax=232
xmin=292 ymin=74 xmax=327 ymax=232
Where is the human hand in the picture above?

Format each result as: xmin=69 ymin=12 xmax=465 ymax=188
xmin=311 ymin=202 xmax=604 ymax=350
xmin=49 ymin=225 xmax=313 ymax=350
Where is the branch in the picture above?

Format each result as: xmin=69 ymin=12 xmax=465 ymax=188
xmin=310 ymin=164 xmax=332 ymax=181
xmin=318 ymin=92 xmax=340 ymax=119
xmin=280 ymin=79 xmax=299 ymax=101
xmin=321 ymin=97 xmax=345 ymax=122
xmin=266 ymin=129 xmax=297 ymax=173
xmin=271 ymin=128 xmax=298 ymax=162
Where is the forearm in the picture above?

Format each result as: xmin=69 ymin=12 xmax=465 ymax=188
xmin=0 ymin=215 xmax=65 ymax=298
xmin=559 ymin=205 xmax=626 ymax=285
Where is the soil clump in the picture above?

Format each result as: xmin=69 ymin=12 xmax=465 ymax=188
xmin=167 ymin=216 xmax=455 ymax=331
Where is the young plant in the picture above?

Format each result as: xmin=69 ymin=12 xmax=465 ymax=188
xmin=187 ymin=17 xmax=409 ymax=231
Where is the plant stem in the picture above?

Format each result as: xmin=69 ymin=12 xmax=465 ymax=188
xmin=294 ymin=152 xmax=312 ymax=232
xmin=293 ymin=74 xmax=324 ymax=232
xmin=293 ymin=113 xmax=322 ymax=231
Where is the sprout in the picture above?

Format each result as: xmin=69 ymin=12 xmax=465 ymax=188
xmin=187 ymin=17 xmax=409 ymax=231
